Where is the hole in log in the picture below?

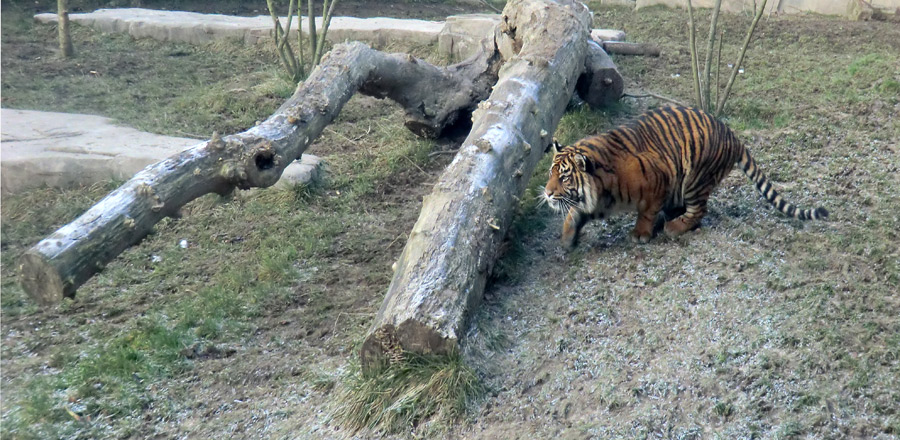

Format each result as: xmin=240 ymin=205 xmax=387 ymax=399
xmin=442 ymin=111 xmax=474 ymax=141
xmin=255 ymin=151 xmax=276 ymax=170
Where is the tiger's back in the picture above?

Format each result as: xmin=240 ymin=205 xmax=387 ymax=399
xmin=544 ymin=106 xmax=828 ymax=247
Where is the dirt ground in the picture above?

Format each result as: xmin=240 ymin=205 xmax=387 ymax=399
xmin=2 ymin=1 xmax=899 ymax=439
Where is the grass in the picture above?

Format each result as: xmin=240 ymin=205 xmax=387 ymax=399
xmin=1 ymin=5 xmax=455 ymax=437
xmin=1 ymin=3 xmax=293 ymax=138
xmin=2 ymin=2 xmax=900 ymax=439
xmin=333 ymin=351 xmax=485 ymax=434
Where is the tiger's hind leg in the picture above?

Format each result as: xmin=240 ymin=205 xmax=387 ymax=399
xmin=662 ymin=206 xmax=687 ymax=220
xmin=664 ymin=196 xmax=708 ymax=237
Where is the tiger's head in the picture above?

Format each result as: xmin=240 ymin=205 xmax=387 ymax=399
xmin=544 ymin=140 xmax=591 ymax=212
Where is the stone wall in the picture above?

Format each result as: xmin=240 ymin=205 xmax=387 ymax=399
xmin=634 ymin=0 xmax=900 ymax=16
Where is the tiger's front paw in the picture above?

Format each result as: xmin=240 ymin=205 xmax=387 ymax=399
xmin=629 ymin=230 xmax=651 ymax=244
xmin=561 ymin=233 xmax=579 ymax=251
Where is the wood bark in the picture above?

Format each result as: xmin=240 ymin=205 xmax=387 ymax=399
xmin=19 ymin=42 xmax=500 ymax=305
xmin=359 ymin=0 xmax=591 ymax=369
xmin=57 ymin=0 xmax=74 ymax=57
xmin=577 ymin=41 xmax=624 ymax=108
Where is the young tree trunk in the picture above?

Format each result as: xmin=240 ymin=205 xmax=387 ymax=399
xmin=19 ymin=42 xmax=501 ymax=305
xmin=359 ymin=0 xmax=592 ymax=370
xmin=57 ymin=0 xmax=74 ymax=57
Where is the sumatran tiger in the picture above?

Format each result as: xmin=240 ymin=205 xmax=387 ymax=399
xmin=544 ymin=106 xmax=828 ymax=248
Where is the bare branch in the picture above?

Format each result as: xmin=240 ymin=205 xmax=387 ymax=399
xmin=686 ymin=0 xmax=704 ymax=109
xmin=716 ymin=0 xmax=768 ymax=115
xmin=702 ymin=0 xmax=723 ymax=112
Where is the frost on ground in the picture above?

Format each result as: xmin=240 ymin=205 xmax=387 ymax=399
xmin=1 ymin=2 xmax=898 ymax=439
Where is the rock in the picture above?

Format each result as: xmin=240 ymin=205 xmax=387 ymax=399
xmin=591 ymin=28 xmax=626 ymax=43
xmin=273 ymin=154 xmax=324 ymax=190
xmin=438 ymin=14 xmax=501 ymax=61
xmin=439 ymin=14 xmax=626 ymax=62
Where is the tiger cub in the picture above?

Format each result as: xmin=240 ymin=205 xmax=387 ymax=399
xmin=544 ymin=106 xmax=828 ymax=248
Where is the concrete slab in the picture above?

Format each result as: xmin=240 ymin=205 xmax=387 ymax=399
xmin=33 ymin=9 xmax=625 ymax=58
xmin=0 ymin=109 xmax=321 ymax=195
xmin=34 ymin=9 xmax=444 ymax=46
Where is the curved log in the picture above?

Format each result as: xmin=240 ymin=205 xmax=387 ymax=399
xmin=360 ymin=0 xmax=592 ymax=369
xmin=19 ymin=42 xmax=501 ymax=305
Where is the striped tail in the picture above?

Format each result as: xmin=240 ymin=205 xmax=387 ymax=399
xmin=738 ymin=149 xmax=829 ymax=220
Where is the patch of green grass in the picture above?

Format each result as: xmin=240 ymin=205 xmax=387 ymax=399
xmin=728 ymin=98 xmax=791 ymax=131
xmin=333 ymin=351 xmax=485 ymax=435
xmin=554 ymin=104 xmax=623 ymax=145
xmin=3 ymin=315 xmax=195 ymax=438
xmin=712 ymin=400 xmax=734 ymax=418
xmin=776 ymin=419 xmax=804 ymax=439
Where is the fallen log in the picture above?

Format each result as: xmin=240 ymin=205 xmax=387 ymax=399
xmin=598 ymin=40 xmax=661 ymax=57
xmin=19 ymin=41 xmax=501 ymax=305
xmin=577 ymin=40 xmax=625 ymax=108
xmin=359 ymin=0 xmax=592 ymax=369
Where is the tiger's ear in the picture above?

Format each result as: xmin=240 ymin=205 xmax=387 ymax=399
xmin=573 ymin=154 xmax=588 ymax=172
xmin=548 ymin=138 xmax=562 ymax=154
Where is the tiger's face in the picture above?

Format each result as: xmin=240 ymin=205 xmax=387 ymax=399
xmin=544 ymin=147 xmax=589 ymax=213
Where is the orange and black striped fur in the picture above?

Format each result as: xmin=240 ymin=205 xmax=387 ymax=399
xmin=544 ymin=106 xmax=828 ymax=248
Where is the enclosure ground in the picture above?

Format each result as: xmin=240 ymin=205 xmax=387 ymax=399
xmin=2 ymin=2 xmax=899 ymax=439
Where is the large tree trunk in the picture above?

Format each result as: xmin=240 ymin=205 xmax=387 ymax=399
xmin=359 ymin=0 xmax=592 ymax=369
xmin=19 ymin=42 xmax=500 ymax=305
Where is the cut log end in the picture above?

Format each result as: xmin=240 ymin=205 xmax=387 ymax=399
xmin=404 ymin=119 xmax=443 ymax=139
xmin=360 ymin=321 xmax=456 ymax=371
xmin=577 ymin=42 xmax=625 ymax=108
xmin=19 ymin=251 xmax=72 ymax=305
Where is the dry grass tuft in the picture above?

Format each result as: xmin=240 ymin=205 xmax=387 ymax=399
xmin=333 ymin=351 xmax=484 ymax=434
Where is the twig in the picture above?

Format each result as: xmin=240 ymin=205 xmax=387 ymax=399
xmin=686 ymin=0 xmax=704 ymax=110
xmin=716 ymin=0 xmax=768 ymax=115
xmin=314 ymin=0 xmax=338 ymax=66
xmin=714 ymin=29 xmax=723 ymax=114
xmin=479 ymin=0 xmax=502 ymax=14
xmin=308 ymin=0 xmax=317 ymax=65
xmin=428 ymin=149 xmax=460 ymax=157
xmin=387 ymin=232 xmax=407 ymax=249
xmin=402 ymin=155 xmax=428 ymax=176
xmin=278 ymin=0 xmax=296 ymax=54
xmin=623 ymin=92 xmax=687 ymax=107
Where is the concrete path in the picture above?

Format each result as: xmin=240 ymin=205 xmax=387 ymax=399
xmin=0 ymin=109 xmax=322 ymax=196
